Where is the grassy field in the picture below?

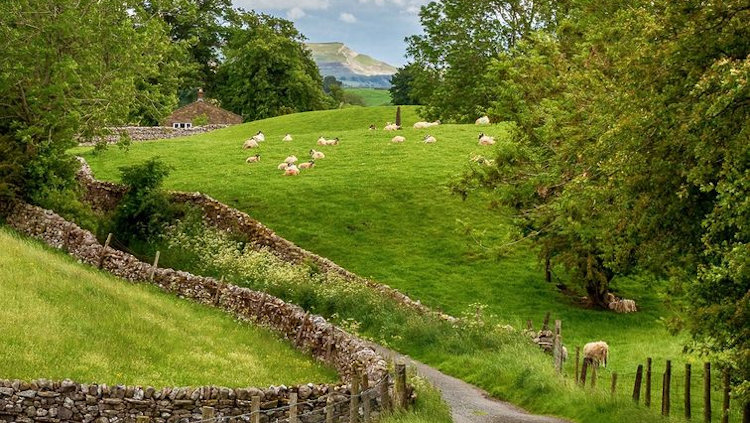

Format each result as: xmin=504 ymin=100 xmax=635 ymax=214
xmin=0 ymin=227 xmax=337 ymax=387
xmin=344 ymin=88 xmax=392 ymax=106
xmin=73 ymin=106 xmax=737 ymax=421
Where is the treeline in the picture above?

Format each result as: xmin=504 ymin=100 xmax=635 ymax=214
xmin=0 ymin=0 xmax=342 ymax=207
xmin=399 ymin=0 xmax=749 ymax=397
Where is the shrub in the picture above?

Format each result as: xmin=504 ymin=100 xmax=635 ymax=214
xmin=191 ymin=114 xmax=209 ymax=127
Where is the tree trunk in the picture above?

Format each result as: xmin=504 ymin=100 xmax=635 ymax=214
xmin=584 ymin=254 xmax=612 ymax=309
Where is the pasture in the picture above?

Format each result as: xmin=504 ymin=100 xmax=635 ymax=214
xmin=74 ymin=106 xmax=731 ymax=421
xmin=344 ymin=88 xmax=393 ymax=106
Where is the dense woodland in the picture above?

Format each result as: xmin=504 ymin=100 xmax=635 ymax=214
xmin=1 ymin=0 xmax=748 ymax=408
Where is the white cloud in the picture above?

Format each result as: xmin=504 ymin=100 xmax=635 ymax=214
xmin=339 ymin=12 xmax=357 ymax=23
xmin=287 ymin=7 xmax=306 ymax=19
xmin=239 ymin=0 xmax=330 ymax=11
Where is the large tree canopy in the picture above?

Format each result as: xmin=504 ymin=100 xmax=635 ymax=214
xmin=213 ymin=12 xmax=329 ymax=121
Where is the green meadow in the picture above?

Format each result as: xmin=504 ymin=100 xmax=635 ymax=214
xmin=344 ymin=88 xmax=393 ymax=106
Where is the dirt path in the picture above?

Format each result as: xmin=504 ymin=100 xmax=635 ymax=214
xmin=369 ymin=344 xmax=571 ymax=423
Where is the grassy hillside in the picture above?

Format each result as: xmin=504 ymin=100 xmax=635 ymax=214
xmin=73 ymin=106 xmax=735 ymax=421
xmin=345 ymin=88 xmax=392 ymax=106
xmin=0 ymin=228 xmax=337 ymax=387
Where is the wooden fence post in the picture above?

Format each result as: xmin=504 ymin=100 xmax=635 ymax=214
xmin=743 ymin=400 xmax=749 ymax=423
xmin=722 ymin=368 xmax=730 ymax=423
xmin=633 ymin=364 xmax=643 ymax=403
xmin=150 ymin=251 xmax=160 ymax=281
xmin=705 ymin=363 xmax=712 ymax=423
xmin=251 ymin=395 xmax=261 ymax=423
xmin=580 ymin=358 xmax=589 ymax=387
xmin=665 ymin=360 xmax=672 ymax=416
xmin=526 ymin=319 xmax=533 ymax=331
xmin=575 ymin=347 xmax=581 ymax=383
xmin=380 ymin=375 xmax=391 ymax=413
xmin=611 ymin=372 xmax=618 ymax=396
xmin=543 ymin=312 xmax=551 ymax=331
xmin=98 ymin=233 xmax=112 ymax=269
xmin=646 ymin=357 xmax=653 ymax=408
xmin=201 ymin=406 xmax=215 ymax=421
xmin=350 ymin=369 xmax=360 ymax=423
xmin=554 ymin=335 xmax=563 ymax=373
xmin=685 ymin=363 xmax=692 ymax=420
xmin=289 ymin=392 xmax=298 ymax=423
xmin=326 ymin=395 xmax=334 ymax=423
xmin=363 ymin=389 xmax=371 ymax=423
xmin=395 ymin=363 xmax=407 ymax=409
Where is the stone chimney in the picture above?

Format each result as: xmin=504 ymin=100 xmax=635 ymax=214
xmin=197 ymin=88 xmax=204 ymax=102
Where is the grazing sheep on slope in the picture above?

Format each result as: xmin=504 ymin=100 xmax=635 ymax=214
xmin=607 ymin=293 xmax=638 ymax=313
xmin=476 ymin=116 xmax=491 ymax=125
xmin=284 ymin=164 xmax=300 ymax=176
xmin=253 ymin=131 xmax=265 ymax=142
xmin=391 ymin=136 xmax=406 ymax=143
xmin=299 ymin=160 xmax=315 ymax=169
xmin=243 ymin=138 xmax=259 ymax=149
xmin=282 ymin=134 xmax=293 ymax=142
xmin=277 ymin=162 xmax=289 ymax=170
xmin=284 ymin=155 xmax=298 ymax=164
xmin=423 ymin=135 xmax=437 ymax=144
xmin=478 ymin=133 xmax=496 ymax=145
xmin=310 ymin=149 xmax=325 ymax=159
xmin=317 ymin=136 xmax=327 ymax=145
xmin=413 ymin=120 xmax=440 ymax=129
xmin=384 ymin=122 xmax=400 ymax=131
xmin=583 ymin=341 xmax=609 ymax=368
xmin=246 ymin=154 xmax=260 ymax=163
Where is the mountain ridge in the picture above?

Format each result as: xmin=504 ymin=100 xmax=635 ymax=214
xmin=307 ymin=42 xmax=397 ymax=89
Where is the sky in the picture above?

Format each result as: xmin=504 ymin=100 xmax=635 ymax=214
xmin=232 ymin=0 xmax=430 ymax=66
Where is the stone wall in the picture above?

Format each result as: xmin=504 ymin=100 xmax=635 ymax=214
xmin=79 ymin=125 xmax=230 ymax=146
xmin=3 ymin=202 xmax=399 ymax=422
xmin=74 ymin=158 xmax=454 ymax=322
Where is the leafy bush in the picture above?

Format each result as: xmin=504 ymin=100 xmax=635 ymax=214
xmin=191 ymin=114 xmax=209 ymax=127
xmin=111 ymin=158 xmax=179 ymax=244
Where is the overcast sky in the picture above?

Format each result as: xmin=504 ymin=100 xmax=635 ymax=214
xmin=232 ymin=0 xmax=429 ymax=66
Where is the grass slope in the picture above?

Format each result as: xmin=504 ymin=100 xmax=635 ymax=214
xmin=345 ymin=88 xmax=392 ymax=106
xmin=0 ymin=228 xmax=337 ymax=387
xmin=74 ymin=106 xmax=731 ymax=421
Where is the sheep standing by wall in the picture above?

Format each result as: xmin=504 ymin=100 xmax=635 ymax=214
xmin=583 ymin=341 xmax=609 ymax=368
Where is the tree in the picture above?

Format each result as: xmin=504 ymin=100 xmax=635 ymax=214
xmin=213 ymin=11 xmax=329 ymax=120
xmin=389 ymin=63 xmax=422 ymax=105
xmin=0 ymin=0 xmax=179 ymax=205
xmin=323 ymin=76 xmax=345 ymax=106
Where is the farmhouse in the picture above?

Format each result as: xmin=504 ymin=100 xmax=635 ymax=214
xmin=162 ymin=88 xmax=243 ymax=128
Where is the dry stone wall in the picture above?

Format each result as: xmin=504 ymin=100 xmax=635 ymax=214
xmin=78 ymin=125 xmax=230 ymax=146
xmin=3 ymin=201 xmax=395 ymax=422
xmin=74 ymin=158 xmax=454 ymax=322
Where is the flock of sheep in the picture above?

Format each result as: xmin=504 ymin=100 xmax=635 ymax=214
xmin=240 ymin=115 xmax=499 ymax=176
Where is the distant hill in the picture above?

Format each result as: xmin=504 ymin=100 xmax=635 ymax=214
xmin=307 ymin=42 xmax=397 ymax=89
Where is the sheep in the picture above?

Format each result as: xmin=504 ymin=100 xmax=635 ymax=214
xmin=277 ymin=162 xmax=290 ymax=170
xmin=317 ymin=136 xmax=328 ymax=146
xmin=391 ymin=135 xmax=406 ymax=143
xmin=476 ymin=115 xmax=491 ymax=125
xmin=323 ymin=137 xmax=339 ymax=146
xmin=246 ymin=154 xmax=260 ymax=163
xmin=284 ymin=164 xmax=300 ymax=176
xmin=413 ymin=120 xmax=440 ymax=129
xmin=369 ymin=124 xmax=377 ymax=131
xmin=607 ymin=293 xmax=638 ymax=313
xmin=253 ymin=131 xmax=265 ymax=142
xmin=284 ymin=155 xmax=298 ymax=164
xmin=562 ymin=346 xmax=569 ymax=361
xmin=423 ymin=134 xmax=437 ymax=144
xmin=384 ymin=122 xmax=400 ymax=131
xmin=478 ymin=133 xmax=496 ymax=145
xmin=310 ymin=149 xmax=325 ymax=159
xmin=282 ymin=133 xmax=293 ymax=142
xmin=583 ymin=341 xmax=609 ymax=368
xmin=243 ymin=138 xmax=259 ymax=149
xmin=298 ymin=160 xmax=315 ymax=169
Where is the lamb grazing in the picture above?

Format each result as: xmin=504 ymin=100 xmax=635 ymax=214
xmin=369 ymin=124 xmax=377 ymax=131
xmin=478 ymin=133 xmax=496 ymax=145
xmin=246 ymin=154 xmax=260 ymax=163
xmin=277 ymin=162 xmax=289 ymax=170
xmin=282 ymin=133 xmax=293 ymax=142
xmin=243 ymin=138 xmax=259 ymax=149
xmin=310 ymin=149 xmax=325 ymax=159
xmin=413 ymin=120 xmax=440 ymax=129
xmin=284 ymin=155 xmax=298 ymax=164
xmin=391 ymin=136 xmax=406 ymax=143
xmin=253 ymin=131 xmax=265 ymax=142
xmin=423 ymin=135 xmax=437 ymax=144
xmin=476 ymin=115 xmax=491 ymax=125
xmin=583 ymin=341 xmax=609 ymax=368
xmin=298 ymin=160 xmax=315 ymax=169
xmin=284 ymin=164 xmax=300 ymax=176
xmin=317 ymin=136 xmax=328 ymax=146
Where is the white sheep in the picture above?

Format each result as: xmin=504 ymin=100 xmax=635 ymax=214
xmin=284 ymin=155 xmax=298 ymax=164
xmin=384 ymin=122 xmax=400 ymax=131
xmin=323 ymin=137 xmax=339 ymax=145
xmin=299 ymin=160 xmax=315 ymax=169
xmin=583 ymin=341 xmax=609 ymax=368
xmin=282 ymin=134 xmax=293 ymax=142
xmin=246 ymin=154 xmax=260 ymax=163
xmin=253 ymin=131 xmax=265 ymax=142
xmin=317 ymin=136 xmax=328 ymax=145
xmin=277 ymin=162 xmax=290 ymax=170
xmin=478 ymin=133 xmax=496 ymax=145
xmin=284 ymin=164 xmax=300 ymax=176
xmin=413 ymin=120 xmax=440 ymax=129
xmin=476 ymin=116 xmax=491 ymax=125
xmin=310 ymin=149 xmax=325 ymax=159
xmin=243 ymin=138 xmax=259 ymax=149
xmin=391 ymin=136 xmax=406 ymax=143
xmin=423 ymin=135 xmax=437 ymax=144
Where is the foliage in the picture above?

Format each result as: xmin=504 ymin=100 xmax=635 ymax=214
xmin=389 ymin=64 xmax=423 ymax=106
xmin=213 ymin=11 xmax=330 ymax=120
xmin=191 ymin=113 xmax=210 ymax=127
xmin=112 ymin=158 xmax=178 ymax=244
xmin=0 ymin=0 xmax=179 ymax=205
xmin=342 ymin=92 xmax=366 ymax=107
